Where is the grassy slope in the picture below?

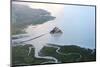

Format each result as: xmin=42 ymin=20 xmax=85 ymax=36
xmin=40 ymin=45 xmax=96 ymax=63
xmin=12 ymin=44 xmax=96 ymax=66
xmin=12 ymin=44 xmax=50 ymax=66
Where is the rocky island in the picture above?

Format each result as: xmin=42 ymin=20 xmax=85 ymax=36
xmin=50 ymin=27 xmax=63 ymax=34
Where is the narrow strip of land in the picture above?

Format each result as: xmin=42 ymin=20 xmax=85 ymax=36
xmin=19 ymin=33 xmax=48 ymax=43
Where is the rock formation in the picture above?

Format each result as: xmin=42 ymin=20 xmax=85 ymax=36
xmin=50 ymin=27 xmax=63 ymax=34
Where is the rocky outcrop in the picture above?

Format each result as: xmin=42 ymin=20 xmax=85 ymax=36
xmin=50 ymin=27 xmax=63 ymax=34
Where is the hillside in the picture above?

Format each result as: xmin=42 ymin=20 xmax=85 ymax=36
xmin=11 ymin=3 xmax=56 ymax=34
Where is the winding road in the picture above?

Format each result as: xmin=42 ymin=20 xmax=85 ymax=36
xmin=13 ymin=33 xmax=82 ymax=64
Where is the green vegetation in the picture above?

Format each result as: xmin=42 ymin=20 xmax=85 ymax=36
xmin=12 ymin=44 xmax=50 ymax=66
xmin=11 ymin=4 xmax=55 ymax=35
xmin=40 ymin=44 xmax=96 ymax=63
xmin=12 ymin=44 xmax=96 ymax=66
